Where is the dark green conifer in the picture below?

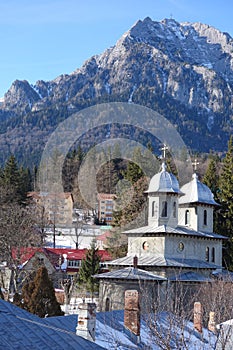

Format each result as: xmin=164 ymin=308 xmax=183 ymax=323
xmin=79 ymin=241 xmax=101 ymax=297
xmin=22 ymin=266 xmax=64 ymax=317
xmin=217 ymin=137 xmax=233 ymax=269
xmin=203 ymin=158 xmax=219 ymax=198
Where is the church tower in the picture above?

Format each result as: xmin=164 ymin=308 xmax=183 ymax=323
xmin=145 ymin=162 xmax=182 ymax=228
xmin=178 ymin=172 xmax=219 ymax=233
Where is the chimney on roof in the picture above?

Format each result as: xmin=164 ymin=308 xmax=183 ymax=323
xmin=76 ymin=302 xmax=96 ymax=342
xmin=208 ymin=311 xmax=216 ymax=333
xmin=194 ymin=302 xmax=203 ymax=333
xmin=133 ymin=255 xmax=138 ymax=269
xmin=124 ymin=290 xmax=140 ymax=344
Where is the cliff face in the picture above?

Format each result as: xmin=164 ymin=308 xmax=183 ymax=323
xmin=0 ymin=17 xmax=233 ymax=165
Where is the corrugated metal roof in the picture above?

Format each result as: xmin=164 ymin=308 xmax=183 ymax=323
xmin=179 ymin=173 xmax=219 ymax=206
xmin=145 ymin=163 xmax=182 ymax=194
xmin=123 ymin=224 xmax=226 ymax=239
xmin=109 ymin=254 xmax=221 ymax=269
xmin=0 ymin=300 xmax=104 ymax=350
xmin=169 ymin=271 xmax=211 ymax=282
xmin=93 ymin=267 xmax=166 ymax=281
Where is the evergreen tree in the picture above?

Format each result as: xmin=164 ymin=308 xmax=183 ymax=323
xmin=78 ymin=241 xmax=101 ymax=297
xmin=203 ymin=158 xmax=219 ymax=198
xmin=22 ymin=266 xmax=64 ymax=317
xmin=217 ymin=137 xmax=233 ymax=269
xmin=3 ymin=155 xmax=20 ymax=189
xmin=2 ymin=155 xmax=30 ymax=203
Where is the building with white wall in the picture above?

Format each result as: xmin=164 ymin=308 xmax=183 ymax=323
xmin=95 ymin=162 xmax=227 ymax=311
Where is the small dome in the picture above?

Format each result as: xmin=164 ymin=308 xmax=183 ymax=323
xmin=146 ymin=163 xmax=181 ymax=194
xmin=179 ymin=173 xmax=219 ymax=206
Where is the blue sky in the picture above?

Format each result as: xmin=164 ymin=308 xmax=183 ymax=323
xmin=1 ymin=0 xmax=233 ymax=97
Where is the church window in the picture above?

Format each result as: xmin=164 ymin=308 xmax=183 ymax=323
xmin=204 ymin=210 xmax=207 ymax=225
xmin=185 ymin=210 xmax=190 ymax=225
xmin=142 ymin=241 xmax=149 ymax=250
xmin=161 ymin=201 xmax=167 ymax=217
xmin=178 ymin=242 xmax=184 ymax=251
xmin=105 ymin=297 xmax=110 ymax=312
xmin=206 ymin=247 xmax=209 ymax=262
xmin=211 ymin=247 xmax=215 ymax=263
xmin=152 ymin=201 xmax=156 ymax=217
xmin=173 ymin=202 xmax=176 ymax=218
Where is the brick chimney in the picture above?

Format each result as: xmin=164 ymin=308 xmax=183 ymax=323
xmin=208 ymin=311 xmax=216 ymax=333
xmin=76 ymin=302 xmax=96 ymax=341
xmin=124 ymin=290 xmax=140 ymax=344
xmin=194 ymin=302 xmax=203 ymax=333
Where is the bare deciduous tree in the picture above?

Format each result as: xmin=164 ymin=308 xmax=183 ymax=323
xmin=0 ymin=188 xmax=40 ymax=293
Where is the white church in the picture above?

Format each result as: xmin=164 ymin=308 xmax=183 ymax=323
xmin=95 ymin=159 xmax=227 ymax=311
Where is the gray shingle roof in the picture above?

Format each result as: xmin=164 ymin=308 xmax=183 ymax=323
xmin=109 ymin=254 xmax=221 ymax=269
xmin=123 ymin=224 xmax=226 ymax=239
xmin=93 ymin=267 xmax=166 ymax=281
xmin=0 ymin=300 xmax=104 ymax=350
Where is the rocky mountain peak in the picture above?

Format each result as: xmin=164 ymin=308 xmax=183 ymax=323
xmin=0 ymin=17 xmax=232 ymax=164
xmin=3 ymin=79 xmax=40 ymax=112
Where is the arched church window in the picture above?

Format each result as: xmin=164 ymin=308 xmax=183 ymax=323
xmin=152 ymin=201 xmax=156 ymax=217
xmin=204 ymin=210 xmax=207 ymax=225
xmin=173 ymin=202 xmax=176 ymax=218
xmin=206 ymin=247 xmax=209 ymax=262
xmin=185 ymin=210 xmax=190 ymax=225
xmin=161 ymin=201 xmax=167 ymax=217
xmin=105 ymin=297 xmax=110 ymax=311
xmin=211 ymin=247 xmax=215 ymax=263
xmin=142 ymin=241 xmax=149 ymax=250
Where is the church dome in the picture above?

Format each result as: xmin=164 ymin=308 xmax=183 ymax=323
xmin=146 ymin=163 xmax=181 ymax=194
xmin=179 ymin=173 xmax=219 ymax=206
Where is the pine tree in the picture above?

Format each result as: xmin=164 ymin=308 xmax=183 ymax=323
xmin=203 ymin=157 xmax=220 ymax=233
xmin=22 ymin=267 xmax=64 ymax=317
xmin=3 ymin=155 xmax=20 ymax=189
xmin=78 ymin=241 xmax=101 ymax=297
xmin=203 ymin=158 xmax=219 ymax=198
xmin=217 ymin=137 xmax=233 ymax=269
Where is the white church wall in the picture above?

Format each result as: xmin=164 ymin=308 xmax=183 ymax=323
xmin=197 ymin=206 xmax=213 ymax=233
xmin=128 ymin=236 xmax=165 ymax=256
xmin=178 ymin=207 xmax=197 ymax=230
xmin=148 ymin=194 xmax=178 ymax=228
xmin=164 ymin=236 xmax=222 ymax=266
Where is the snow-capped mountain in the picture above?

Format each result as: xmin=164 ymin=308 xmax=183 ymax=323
xmin=0 ymin=17 xmax=232 ymax=165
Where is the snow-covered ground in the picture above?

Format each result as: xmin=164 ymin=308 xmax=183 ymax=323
xmin=44 ymin=225 xmax=108 ymax=249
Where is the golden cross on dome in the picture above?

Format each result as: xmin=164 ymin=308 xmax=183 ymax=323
xmin=160 ymin=143 xmax=169 ymax=159
xmin=192 ymin=158 xmax=200 ymax=172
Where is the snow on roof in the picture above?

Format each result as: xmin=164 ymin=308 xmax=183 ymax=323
xmin=46 ymin=309 xmax=217 ymax=349
xmin=0 ymin=299 xmax=104 ymax=350
xmin=0 ymin=299 xmax=216 ymax=349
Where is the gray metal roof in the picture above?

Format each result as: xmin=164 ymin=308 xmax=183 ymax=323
xmin=169 ymin=271 xmax=211 ymax=282
xmin=0 ymin=299 xmax=104 ymax=350
xmin=109 ymin=254 xmax=221 ymax=269
xmin=93 ymin=267 xmax=166 ymax=281
xmin=145 ymin=162 xmax=182 ymax=194
xmin=179 ymin=173 xmax=219 ymax=206
xmin=123 ymin=224 xmax=226 ymax=239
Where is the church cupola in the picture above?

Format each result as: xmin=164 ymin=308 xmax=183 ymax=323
xmin=179 ymin=172 xmax=219 ymax=233
xmin=145 ymin=162 xmax=183 ymax=228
